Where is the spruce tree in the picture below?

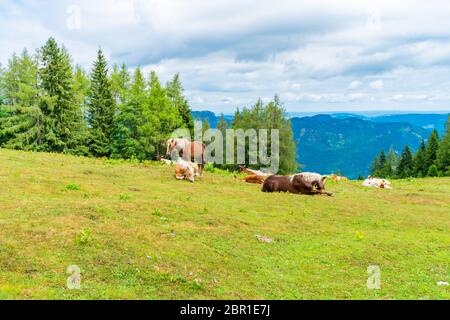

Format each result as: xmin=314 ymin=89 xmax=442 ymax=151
xmin=378 ymin=149 xmax=387 ymax=176
xmin=427 ymin=164 xmax=439 ymax=177
xmin=436 ymin=115 xmax=449 ymax=175
xmin=110 ymin=63 xmax=131 ymax=106
xmin=146 ymin=71 xmax=182 ymax=158
xmin=38 ymin=38 xmax=83 ymax=153
xmin=73 ymin=65 xmax=89 ymax=154
xmin=166 ymin=73 xmax=194 ymax=131
xmin=413 ymin=140 xmax=427 ymax=178
xmin=425 ymin=129 xmax=440 ymax=170
xmin=112 ymin=67 xmax=148 ymax=160
xmin=385 ymin=146 xmax=397 ymax=177
xmin=87 ymin=49 xmax=116 ymax=157
xmin=396 ymin=145 xmax=414 ymax=178
xmin=371 ymin=155 xmax=380 ymax=176
xmin=0 ymin=50 xmax=43 ymax=150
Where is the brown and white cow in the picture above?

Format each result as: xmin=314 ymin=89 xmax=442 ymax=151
xmin=262 ymin=172 xmax=333 ymax=196
xmin=167 ymin=138 xmax=206 ymax=176
xmin=175 ymin=158 xmax=199 ymax=183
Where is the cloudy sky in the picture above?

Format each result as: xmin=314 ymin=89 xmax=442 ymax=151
xmin=2 ymin=0 xmax=450 ymax=114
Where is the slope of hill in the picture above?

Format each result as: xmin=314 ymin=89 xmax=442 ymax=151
xmin=292 ymin=115 xmax=431 ymax=178
xmin=0 ymin=149 xmax=449 ymax=300
xmin=371 ymin=114 xmax=448 ymax=135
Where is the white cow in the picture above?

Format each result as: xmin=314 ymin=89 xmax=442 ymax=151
xmin=362 ymin=176 xmax=392 ymax=189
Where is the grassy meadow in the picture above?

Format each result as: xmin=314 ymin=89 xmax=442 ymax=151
xmin=0 ymin=148 xmax=448 ymax=300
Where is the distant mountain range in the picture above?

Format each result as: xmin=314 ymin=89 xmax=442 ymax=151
xmin=192 ymin=111 xmax=449 ymax=178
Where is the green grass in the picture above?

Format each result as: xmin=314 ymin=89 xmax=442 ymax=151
xmin=0 ymin=148 xmax=448 ymax=300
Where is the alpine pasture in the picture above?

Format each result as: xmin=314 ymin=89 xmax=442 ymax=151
xmin=0 ymin=149 xmax=448 ymax=300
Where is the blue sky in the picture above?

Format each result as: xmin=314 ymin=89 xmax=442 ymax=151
xmin=2 ymin=0 xmax=450 ymax=114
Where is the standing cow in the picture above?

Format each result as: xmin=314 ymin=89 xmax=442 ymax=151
xmin=166 ymin=138 xmax=206 ymax=176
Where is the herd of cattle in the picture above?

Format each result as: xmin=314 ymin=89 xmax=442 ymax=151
xmin=165 ymin=138 xmax=392 ymax=196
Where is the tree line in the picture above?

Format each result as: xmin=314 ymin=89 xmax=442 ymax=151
xmin=371 ymin=123 xmax=450 ymax=178
xmin=0 ymin=38 xmax=298 ymax=173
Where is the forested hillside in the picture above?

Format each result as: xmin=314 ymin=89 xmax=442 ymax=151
xmin=291 ymin=115 xmax=433 ymax=178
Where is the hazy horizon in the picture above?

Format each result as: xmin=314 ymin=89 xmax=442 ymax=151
xmin=193 ymin=109 xmax=450 ymax=117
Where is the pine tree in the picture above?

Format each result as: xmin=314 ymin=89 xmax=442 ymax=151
xmin=166 ymin=73 xmax=194 ymax=131
xmin=378 ymin=149 xmax=387 ymax=176
xmin=87 ymin=49 xmax=116 ymax=157
xmin=427 ymin=164 xmax=439 ymax=177
xmin=0 ymin=64 xmax=6 ymax=144
xmin=0 ymin=50 xmax=43 ymax=150
xmin=73 ymin=65 xmax=89 ymax=154
xmin=436 ymin=115 xmax=449 ymax=175
xmin=146 ymin=71 xmax=182 ymax=158
xmin=385 ymin=146 xmax=397 ymax=177
xmin=425 ymin=129 xmax=440 ymax=170
xmin=371 ymin=155 xmax=380 ymax=176
xmin=38 ymin=38 xmax=84 ymax=153
xmin=413 ymin=140 xmax=427 ymax=178
xmin=396 ymin=145 xmax=414 ymax=178
xmin=112 ymin=67 xmax=148 ymax=160
xmin=110 ymin=63 xmax=130 ymax=106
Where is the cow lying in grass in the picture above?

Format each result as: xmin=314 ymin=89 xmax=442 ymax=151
xmin=329 ymin=174 xmax=349 ymax=182
xmin=239 ymin=165 xmax=272 ymax=184
xmin=175 ymin=158 xmax=199 ymax=182
xmin=262 ymin=173 xmax=333 ymax=196
xmin=362 ymin=176 xmax=392 ymax=189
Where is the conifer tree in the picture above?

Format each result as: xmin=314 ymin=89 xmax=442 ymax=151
xmin=166 ymin=73 xmax=194 ymax=131
xmin=385 ymin=146 xmax=397 ymax=177
xmin=436 ymin=115 xmax=449 ymax=175
xmin=38 ymin=38 xmax=84 ymax=153
xmin=425 ymin=129 xmax=440 ymax=170
xmin=427 ymin=164 xmax=439 ymax=177
xmin=146 ymin=71 xmax=182 ymax=158
xmin=0 ymin=50 xmax=43 ymax=150
xmin=86 ymin=49 xmax=116 ymax=157
xmin=112 ymin=67 xmax=148 ymax=160
xmin=413 ymin=140 xmax=427 ymax=178
xmin=73 ymin=65 xmax=89 ymax=154
xmin=0 ymin=64 xmax=6 ymax=144
xmin=371 ymin=155 xmax=380 ymax=176
xmin=110 ymin=63 xmax=131 ymax=106
xmin=377 ymin=149 xmax=387 ymax=176
xmin=396 ymin=145 xmax=414 ymax=178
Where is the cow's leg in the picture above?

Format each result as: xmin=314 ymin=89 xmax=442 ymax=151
xmin=198 ymin=164 xmax=204 ymax=177
xmin=317 ymin=190 xmax=333 ymax=196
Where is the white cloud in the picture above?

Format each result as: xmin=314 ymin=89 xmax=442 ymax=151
xmin=2 ymin=0 xmax=450 ymax=113
xmin=370 ymin=80 xmax=384 ymax=90
xmin=348 ymin=80 xmax=362 ymax=90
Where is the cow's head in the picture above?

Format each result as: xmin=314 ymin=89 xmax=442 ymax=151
xmin=166 ymin=138 xmax=178 ymax=158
